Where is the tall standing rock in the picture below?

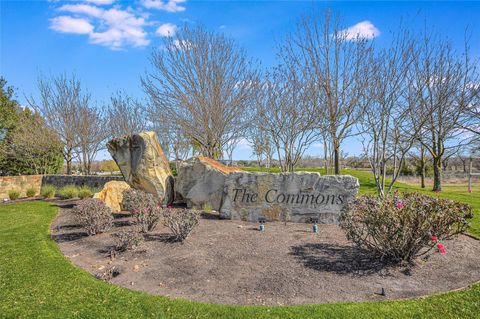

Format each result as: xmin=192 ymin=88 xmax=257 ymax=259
xmin=107 ymin=131 xmax=174 ymax=204
xmin=176 ymin=156 xmax=241 ymax=210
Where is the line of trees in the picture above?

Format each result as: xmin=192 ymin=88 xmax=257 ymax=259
xmin=142 ymin=14 xmax=479 ymax=194
xmin=3 ymin=11 xmax=479 ymax=195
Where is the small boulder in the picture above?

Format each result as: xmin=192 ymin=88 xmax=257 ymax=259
xmin=176 ymin=156 xmax=241 ymax=210
xmin=93 ymin=181 xmax=131 ymax=212
xmin=107 ymin=131 xmax=174 ymax=204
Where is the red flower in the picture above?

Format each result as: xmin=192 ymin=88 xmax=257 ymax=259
xmin=437 ymin=243 xmax=446 ymax=254
xmin=395 ymin=202 xmax=404 ymax=209
xmin=431 ymin=235 xmax=437 ymax=242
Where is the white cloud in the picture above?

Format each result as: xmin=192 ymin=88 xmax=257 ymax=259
xmin=141 ymin=0 xmax=186 ymax=12
xmin=59 ymin=4 xmax=103 ymax=17
xmin=341 ymin=21 xmax=380 ymax=41
xmin=50 ymin=1 xmax=185 ymax=49
xmin=219 ymin=25 xmax=227 ymax=29
xmin=84 ymin=0 xmax=116 ymax=5
xmin=156 ymin=23 xmax=177 ymax=37
xmin=50 ymin=16 xmax=93 ymax=34
xmin=53 ymin=4 xmax=150 ymax=49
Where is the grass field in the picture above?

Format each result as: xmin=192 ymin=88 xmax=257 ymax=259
xmin=1 ymin=169 xmax=479 ymax=318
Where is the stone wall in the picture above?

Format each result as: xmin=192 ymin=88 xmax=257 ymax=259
xmin=0 ymin=175 xmax=43 ymax=199
xmin=41 ymin=175 xmax=124 ymax=190
xmin=0 ymin=175 xmax=124 ymax=199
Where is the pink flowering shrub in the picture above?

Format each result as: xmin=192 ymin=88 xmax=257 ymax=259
xmin=72 ymin=199 xmax=113 ymax=236
xmin=339 ymin=192 xmax=472 ymax=263
xmin=122 ymin=189 xmax=163 ymax=233
xmin=163 ymin=208 xmax=199 ymax=242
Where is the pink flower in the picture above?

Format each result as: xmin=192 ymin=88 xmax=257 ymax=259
xmin=437 ymin=243 xmax=446 ymax=254
xmin=431 ymin=235 xmax=437 ymax=242
xmin=395 ymin=202 xmax=404 ymax=209
xmin=167 ymin=204 xmax=173 ymax=208
xmin=434 ymin=189 xmax=440 ymax=193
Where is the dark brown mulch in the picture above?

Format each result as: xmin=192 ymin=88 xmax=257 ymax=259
xmin=51 ymin=202 xmax=480 ymax=306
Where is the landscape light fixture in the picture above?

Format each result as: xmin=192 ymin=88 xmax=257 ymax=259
xmin=311 ymin=217 xmax=319 ymax=233
xmin=258 ymin=217 xmax=266 ymax=232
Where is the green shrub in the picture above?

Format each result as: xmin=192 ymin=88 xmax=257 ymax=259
xmin=71 ymin=199 xmax=113 ymax=236
xmin=163 ymin=208 xmax=199 ymax=242
xmin=26 ymin=187 xmax=36 ymax=198
xmin=122 ymin=189 xmax=162 ymax=232
xmin=40 ymin=185 xmax=56 ymax=199
xmin=58 ymin=185 xmax=78 ymax=199
xmin=8 ymin=190 xmax=21 ymax=200
xmin=339 ymin=192 xmax=472 ymax=263
xmin=78 ymin=186 xmax=93 ymax=199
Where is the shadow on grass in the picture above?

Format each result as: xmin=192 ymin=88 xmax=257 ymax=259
xmin=290 ymin=243 xmax=393 ymax=276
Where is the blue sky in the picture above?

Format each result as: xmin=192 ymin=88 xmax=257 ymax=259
xmin=1 ymin=1 xmax=480 ymax=160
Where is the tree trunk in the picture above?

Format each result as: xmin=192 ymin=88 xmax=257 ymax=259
xmin=66 ymin=148 xmax=72 ymax=175
xmin=323 ymin=138 xmax=328 ymax=175
xmin=420 ymin=147 xmax=426 ymax=189
xmin=333 ymin=139 xmax=340 ymax=175
xmin=433 ymin=156 xmax=442 ymax=192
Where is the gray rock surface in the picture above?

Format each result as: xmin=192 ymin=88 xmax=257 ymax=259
xmin=176 ymin=156 xmax=241 ymax=210
xmin=107 ymin=131 xmax=174 ymax=204
xmin=220 ymin=172 xmax=359 ymax=223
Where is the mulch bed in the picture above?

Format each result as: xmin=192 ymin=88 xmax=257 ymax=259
xmin=51 ymin=200 xmax=480 ymax=306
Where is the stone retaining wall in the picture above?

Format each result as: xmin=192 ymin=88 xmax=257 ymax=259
xmin=0 ymin=175 xmax=43 ymax=199
xmin=41 ymin=175 xmax=124 ymax=190
xmin=0 ymin=175 xmax=124 ymax=199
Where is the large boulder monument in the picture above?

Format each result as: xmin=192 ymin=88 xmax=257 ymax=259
xmin=176 ymin=156 xmax=242 ymax=210
xmin=107 ymin=131 xmax=174 ymax=205
xmin=220 ymin=172 xmax=359 ymax=223
xmin=105 ymin=131 xmax=359 ymax=223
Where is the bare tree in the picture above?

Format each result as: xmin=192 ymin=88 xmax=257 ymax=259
xmin=223 ymin=135 xmax=242 ymax=165
xmin=359 ymin=30 xmax=424 ymax=197
xmin=255 ymin=63 xmax=320 ymax=172
xmin=107 ymin=91 xmax=146 ymax=138
xmin=151 ymin=118 xmax=192 ymax=170
xmin=410 ymin=143 xmax=430 ymax=188
xmin=75 ymin=104 xmax=109 ymax=175
xmin=247 ymin=125 xmax=274 ymax=171
xmin=28 ymin=73 xmax=89 ymax=174
xmin=410 ymin=32 xmax=478 ymax=191
xmin=284 ymin=11 xmax=372 ymax=174
xmin=142 ymin=25 xmax=259 ymax=159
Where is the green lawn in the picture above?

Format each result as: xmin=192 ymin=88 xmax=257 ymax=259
xmin=1 ymin=170 xmax=479 ymax=318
